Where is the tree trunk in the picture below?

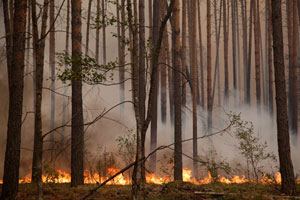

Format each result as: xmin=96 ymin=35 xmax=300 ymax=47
xmin=26 ymin=0 xmax=31 ymax=74
xmin=182 ymin=0 xmax=187 ymax=108
xmin=62 ymin=0 xmax=70 ymax=136
xmin=207 ymin=0 xmax=212 ymax=133
xmin=102 ymin=0 xmax=106 ymax=64
xmin=231 ymin=0 xmax=237 ymax=101
xmin=198 ymin=0 xmax=205 ymax=108
xmin=71 ymin=0 xmax=84 ymax=187
xmin=31 ymin=2 xmax=49 ymax=197
xmin=49 ymin=0 xmax=56 ymax=144
xmin=253 ymin=0 xmax=261 ymax=113
xmin=267 ymin=0 xmax=274 ymax=117
xmin=138 ymin=0 xmax=146 ymax=181
xmin=85 ymin=0 xmax=92 ymax=55
xmin=1 ymin=0 xmax=27 ymax=199
xmin=160 ymin=1 xmax=167 ymax=124
xmin=271 ymin=0 xmax=297 ymax=195
xmin=240 ymin=0 xmax=247 ymax=103
xmin=173 ymin=0 xmax=182 ymax=181
xmin=149 ymin=0 xmax=161 ymax=173
xmin=119 ymin=0 xmax=126 ymax=112
xmin=223 ymin=0 xmax=229 ymax=102
xmin=95 ymin=0 xmax=100 ymax=63
xmin=246 ymin=1 xmax=253 ymax=105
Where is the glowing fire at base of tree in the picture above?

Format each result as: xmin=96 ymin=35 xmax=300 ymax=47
xmin=0 ymin=167 xmax=284 ymax=185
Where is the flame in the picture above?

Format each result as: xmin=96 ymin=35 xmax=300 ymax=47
xmin=0 ymin=168 xmax=286 ymax=185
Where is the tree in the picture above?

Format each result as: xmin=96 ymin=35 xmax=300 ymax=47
xmin=95 ymin=0 xmax=100 ymax=63
xmin=191 ymin=0 xmax=198 ymax=179
xmin=267 ymin=0 xmax=274 ymax=117
xmin=49 ymin=0 xmax=56 ymax=143
xmin=271 ymin=0 xmax=296 ymax=195
xmin=31 ymin=2 xmax=49 ymax=197
xmin=246 ymin=1 xmax=253 ymax=105
xmin=71 ymin=0 xmax=84 ymax=187
xmin=85 ymin=0 xmax=92 ymax=55
xmin=149 ymin=0 xmax=161 ymax=173
xmin=1 ymin=0 xmax=27 ymax=199
xmin=102 ymin=0 xmax=107 ymax=65
xmin=173 ymin=0 xmax=182 ymax=181
xmin=223 ymin=0 xmax=229 ymax=102
xmin=253 ymin=0 xmax=261 ymax=112
xmin=240 ymin=0 xmax=247 ymax=102
xmin=207 ymin=0 xmax=212 ymax=132
xmin=231 ymin=0 xmax=237 ymax=101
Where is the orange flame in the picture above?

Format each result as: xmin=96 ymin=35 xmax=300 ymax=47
xmin=0 ymin=168 xmax=285 ymax=185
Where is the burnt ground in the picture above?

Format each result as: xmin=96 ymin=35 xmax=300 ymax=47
xmin=1 ymin=181 xmax=300 ymax=200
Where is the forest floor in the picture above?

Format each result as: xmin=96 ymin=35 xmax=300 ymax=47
xmin=1 ymin=181 xmax=300 ymax=199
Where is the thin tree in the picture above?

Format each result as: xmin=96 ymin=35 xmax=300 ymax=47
xmin=223 ymin=0 xmax=229 ymax=102
xmin=95 ymin=0 xmax=100 ymax=63
xmin=182 ymin=0 xmax=187 ymax=109
xmin=191 ymin=0 xmax=198 ymax=179
xmin=119 ymin=0 xmax=126 ymax=112
xmin=102 ymin=0 xmax=106 ymax=64
xmin=71 ymin=0 xmax=84 ymax=187
xmin=231 ymin=0 xmax=237 ymax=101
xmin=271 ymin=0 xmax=297 ymax=195
xmin=62 ymin=0 xmax=70 ymax=136
xmin=246 ymin=1 xmax=253 ymax=104
xmin=173 ymin=0 xmax=182 ymax=181
xmin=267 ymin=0 xmax=274 ymax=117
xmin=149 ymin=0 xmax=161 ymax=173
xmin=240 ymin=0 xmax=247 ymax=102
xmin=198 ymin=0 xmax=205 ymax=108
xmin=31 ymin=2 xmax=49 ymax=196
xmin=49 ymin=0 xmax=56 ymax=142
xmin=253 ymin=0 xmax=261 ymax=112
xmin=207 ymin=0 xmax=212 ymax=133
xmin=85 ymin=0 xmax=92 ymax=55
xmin=1 ymin=0 xmax=27 ymax=199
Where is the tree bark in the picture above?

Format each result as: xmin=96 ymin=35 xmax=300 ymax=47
xmin=240 ymin=0 xmax=247 ymax=102
xmin=246 ymin=1 xmax=253 ymax=105
xmin=223 ymin=0 xmax=229 ymax=102
xmin=71 ymin=0 xmax=84 ymax=187
xmin=173 ymin=0 xmax=182 ymax=181
xmin=1 ymin=0 xmax=27 ymax=199
xmin=271 ymin=0 xmax=297 ymax=195
xmin=95 ymin=0 xmax=100 ymax=63
xmin=267 ymin=0 xmax=274 ymax=117
xmin=207 ymin=0 xmax=212 ymax=133
xmin=49 ymin=0 xmax=56 ymax=144
xmin=253 ymin=0 xmax=261 ymax=113
xmin=149 ymin=0 xmax=161 ymax=173
xmin=85 ymin=0 xmax=92 ymax=55
xmin=102 ymin=0 xmax=106 ymax=65
xmin=231 ymin=0 xmax=237 ymax=101
xmin=198 ymin=0 xmax=205 ymax=108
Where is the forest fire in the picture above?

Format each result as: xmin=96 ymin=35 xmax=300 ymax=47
xmin=0 ymin=168 xmax=283 ymax=185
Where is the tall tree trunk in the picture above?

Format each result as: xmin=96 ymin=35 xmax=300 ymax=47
xmin=49 ymin=0 xmax=55 ymax=144
xmin=138 ymin=0 xmax=146 ymax=181
xmin=71 ymin=0 xmax=84 ymax=187
xmin=149 ymin=0 xmax=161 ymax=173
xmin=246 ymin=1 xmax=253 ymax=104
xmin=207 ymin=0 xmax=212 ymax=133
xmin=240 ymin=0 xmax=247 ymax=102
xmin=182 ymin=0 xmax=187 ymax=109
xmin=173 ymin=0 xmax=182 ymax=181
xmin=223 ymin=0 xmax=229 ymax=102
xmin=231 ymin=0 xmax=237 ymax=101
xmin=119 ymin=0 xmax=126 ymax=112
xmin=1 ymin=0 xmax=27 ymax=199
xmin=267 ymin=0 xmax=274 ymax=117
xmin=85 ymin=0 xmax=92 ymax=55
xmin=271 ymin=0 xmax=296 ymax=195
xmin=160 ymin=1 xmax=167 ymax=124
xmin=31 ymin=3 xmax=49 ymax=198
xmin=288 ymin=0 xmax=298 ymax=135
xmin=102 ymin=0 xmax=106 ymax=64
xmin=26 ymin=0 xmax=31 ymax=74
xmin=95 ymin=0 xmax=100 ymax=63
xmin=253 ymin=0 xmax=261 ymax=113
xmin=62 ymin=0 xmax=70 ymax=136
xmin=236 ymin=0 xmax=241 ymax=100
xmin=198 ymin=0 xmax=205 ymax=108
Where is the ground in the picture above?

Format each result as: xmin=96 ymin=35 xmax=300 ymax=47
xmin=1 ymin=182 xmax=300 ymax=199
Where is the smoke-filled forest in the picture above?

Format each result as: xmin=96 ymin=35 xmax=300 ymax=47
xmin=1 ymin=0 xmax=300 ymax=199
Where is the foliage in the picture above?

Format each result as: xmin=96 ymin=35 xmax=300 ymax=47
xmin=56 ymin=52 xmax=116 ymax=84
xmin=116 ymin=129 xmax=137 ymax=167
xmin=228 ymin=112 xmax=277 ymax=182
xmin=198 ymin=146 xmax=231 ymax=182
xmin=43 ymin=164 xmax=60 ymax=183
